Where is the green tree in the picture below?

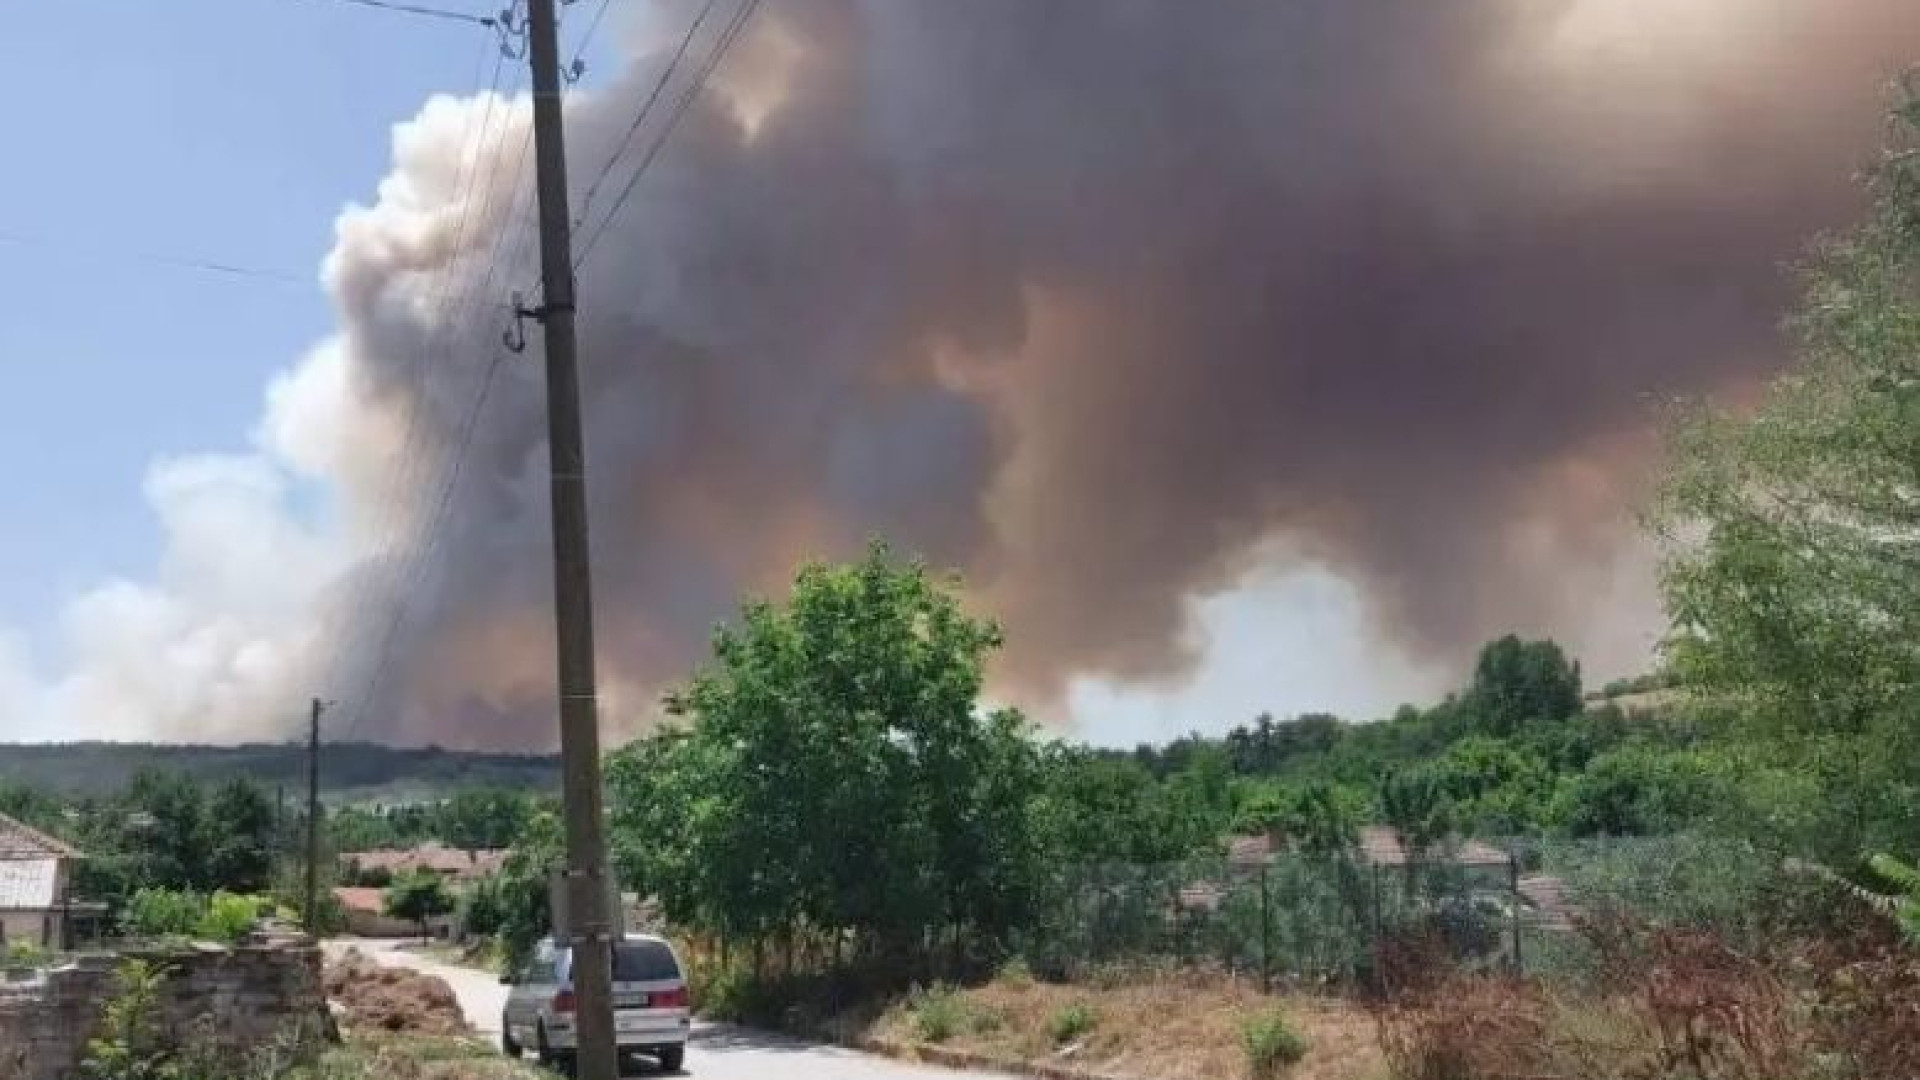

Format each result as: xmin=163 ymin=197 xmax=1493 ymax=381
xmin=327 ymin=806 xmax=402 ymax=853
xmin=1548 ymin=745 xmax=1723 ymax=838
xmin=1652 ymin=81 xmax=1920 ymax=860
xmin=1035 ymin=750 xmax=1217 ymax=864
xmin=1428 ymin=737 xmax=1555 ymax=835
xmin=1458 ymin=636 xmax=1583 ymax=739
xmin=495 ymin=810 xmax=563 ymax=968
xmin=1379 ymin=768 xmax=1455 ymax=857
xmin=1231 ymin=780 xmax=1360 ymax=857
xmin=204 ymin=778 xmax=276 ymax=893
xmin=432 ymin=788 xmax=533 ymax=852
xmin=124 ymin=770 xmax=211 ymax=891
xmin=384 ymin=870 xmax=455 ymax=939
xmin=611 ymin=542 xmax=1048 ymax=964
xmin=460 ymin=873 xmax=510 ymax=939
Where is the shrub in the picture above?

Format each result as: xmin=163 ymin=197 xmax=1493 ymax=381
xmin=1047 ymin=1002 xmax=1096 ymax=1045
xmin=907 ymin=984 xmax=966 ymax=1043
xmin=688 ymin=958 xmax=753 ymax=1022
xmin=1807 ymin=948 xmax=1920 ymax=1080
xmin=81 ymin=960 xmax=171 ymax=1080
xmin=123 ymin=889 xmax=203 ymax=940
xmin=459 ymin=875 xmax=508 ymax=939
xmin=1376 ymin=978 xmax=1554 ymax=1080
xmin=995 ymin=955 xmax=1035 ymax=990
xmin=3 ymin=941 xmax=49 ymax=968
xmin=1241 ymin=1011 xmax=1309 ymax=1078
xmin=197 ymin=891 xmax=261 ymax=944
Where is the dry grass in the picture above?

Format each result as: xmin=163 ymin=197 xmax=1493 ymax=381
xmin=307 ymin=1036 xmax=547 ymax=1080
xmin=873 ymin=977 xmax=1385 ymax=1080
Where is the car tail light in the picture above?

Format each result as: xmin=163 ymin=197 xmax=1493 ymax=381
xmin=652 ymin=986 xmax=689 ymax=1009
xmin=552 ymin=989 xmax=577 ymax=1014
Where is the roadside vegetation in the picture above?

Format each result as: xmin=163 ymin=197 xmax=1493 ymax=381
xmin=866 ymin=972 xmax=1371 ymax=1080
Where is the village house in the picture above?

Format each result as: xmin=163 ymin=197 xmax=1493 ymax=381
xmin=0 ymin=812 xmax=81 ymax=951
xmin=338 ymin=841 xmax=507 ymax=885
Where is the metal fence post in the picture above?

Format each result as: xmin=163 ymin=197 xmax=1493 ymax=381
xmin=1509 ymin=850 xmax=1524 ymax=975
xmin=1259 ymin=864 xmax=1272 ymax=993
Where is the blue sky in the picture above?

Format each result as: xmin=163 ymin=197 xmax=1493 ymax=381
xmin=0 ymin=1 xmax=615 ymax=658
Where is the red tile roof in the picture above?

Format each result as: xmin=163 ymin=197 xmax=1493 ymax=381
xmin=341 ymin=843 xmax=506 ymax=881
xmin=1518 ymin=874 xmax=1578 ymax=930
xmin=0 ymin=812 xmax=78 ymax=860
xmin=333 ymin=887 xmax=387 ymax=914
xmin=1227 ymin=834 xmax=1280 ymax=867
xmin=1357 ymin=826 xmax=1508 ymax=868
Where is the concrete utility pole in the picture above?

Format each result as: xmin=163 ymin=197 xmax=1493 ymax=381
xmin=523 ymin=1 xmax=618 ymax=1077
xmin=305 ymin=697 xmax=324 ymax=935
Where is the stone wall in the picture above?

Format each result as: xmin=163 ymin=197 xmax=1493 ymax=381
xmin=0 ymin=940 xmax=328 ymax=1080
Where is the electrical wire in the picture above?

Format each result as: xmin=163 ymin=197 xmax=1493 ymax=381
xmin=567 ymin=0 xmax=615 ymax=67
xmin=331 ymin=57 xmax=544 ymax=746
xmin=573 ymin=0 xmax=760 ymax=271
xmin=573 ymin=0 xmax=723 ymax=227
xmin=0 ymin=230 xmax=306 ymax=287
xmin=291 ymin=0 xmax=499 ymax=28
xmin=316 ymin=24 xmax=528 ymax=744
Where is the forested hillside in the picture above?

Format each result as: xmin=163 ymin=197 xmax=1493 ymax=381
xmin=0 ymin=741 xmax=558 ymax=798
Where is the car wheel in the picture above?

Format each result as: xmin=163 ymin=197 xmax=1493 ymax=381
xmin=658 ymin=1046 xmax=685 ymax=1073
xmin=502 ymin=1018 xmax=521 ymax=1058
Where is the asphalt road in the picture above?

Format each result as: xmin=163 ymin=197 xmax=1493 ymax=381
xmin=324 ymin=938 xmax=1017 ymax=1080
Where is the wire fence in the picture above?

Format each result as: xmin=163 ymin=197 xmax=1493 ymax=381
xmin=1011 ymin=834 xmax=1809 ymax=992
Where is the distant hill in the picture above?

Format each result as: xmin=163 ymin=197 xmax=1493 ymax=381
xmin=0 ymin=742 xmax=559 ymax=801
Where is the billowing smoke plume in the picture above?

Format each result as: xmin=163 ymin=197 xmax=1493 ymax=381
xmin=289 ymin=0 xmax=1920 ymax=748
xmin=22 ymin=0 xmax=1908 ymax=748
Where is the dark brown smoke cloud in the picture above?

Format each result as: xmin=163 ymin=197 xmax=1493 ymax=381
xmin=319 ymin=0 xmax=1920 ymax=748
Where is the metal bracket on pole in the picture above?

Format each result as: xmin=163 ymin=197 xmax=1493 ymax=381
xmin=504 ymin=291 xmax=577 ymax=353
xmin=495 ymin=7 xmax=529 ymax=58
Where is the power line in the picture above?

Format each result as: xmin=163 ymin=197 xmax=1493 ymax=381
xmin=0 ymin=230 xmax=306 ymax=287
xmin=574 ymin=0 xmax=760 ymax=270
xmin=338 ymin=352 xmax=507 ymax=744
xmin=567 ymin=0 xmax=615 ymax=67
xmin=316 ymin=27 xmax=525 ymax=744
xmin=573 ymin=0 xmax=722 ymax=226
xmin=290 ymin=0 xmax=499 ymax=28
xmin=310 ymin=38 xmax=504 ymax=697
xmin=330 ymin=35 xmax=545 ymax=746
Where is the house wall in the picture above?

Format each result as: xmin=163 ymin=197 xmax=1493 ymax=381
xmin=0 ymin=942 xmax=329 ymax=1080
xmin=342 ymin=908 xmax=420 ymax=938
xmin=0 ymin=908 xmax=56 ymax=949
xmin=0 ymin=858 xmax=69 ymax=949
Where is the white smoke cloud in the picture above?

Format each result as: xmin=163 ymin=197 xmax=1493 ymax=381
xmin=0 ymin=448 xmax=349 ymax=743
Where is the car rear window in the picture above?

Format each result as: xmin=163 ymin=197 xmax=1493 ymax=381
xmin=613 ymin=941 xmax=680 ymax=982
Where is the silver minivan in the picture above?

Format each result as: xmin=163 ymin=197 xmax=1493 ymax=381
xmin=502 ymin=934 xmax=690 ymax=1072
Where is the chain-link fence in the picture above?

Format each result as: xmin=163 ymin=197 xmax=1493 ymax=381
xmin=1013 ymin=835 xmax=1805 ymax=992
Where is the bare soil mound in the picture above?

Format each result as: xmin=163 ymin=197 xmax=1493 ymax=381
xmin=324 ymin=948 xmax=472 ymax=1037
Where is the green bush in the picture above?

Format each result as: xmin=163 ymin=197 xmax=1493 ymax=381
xmin=4 ymin=941 xmax=50 ymax=968
xmin=1241 ymin=1011 xmax=1309 ymax=1078
xmin=1047 ymin=1002 xmax=1097 ymax=1044
xmin=123 ymin=889 xmax=204 ymax=940
xmin=81 ymin=959 xmax=171 ymax=1080
xmin=996 ymin=956 xmax=1035 ymax=989
xmin=688 ymin=958 xmax=753 ymax=1022
xmin=196 ymin=891 xmax=261 ymax=944
xmin=908 ymin=984 xmax=967 ymax=1043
